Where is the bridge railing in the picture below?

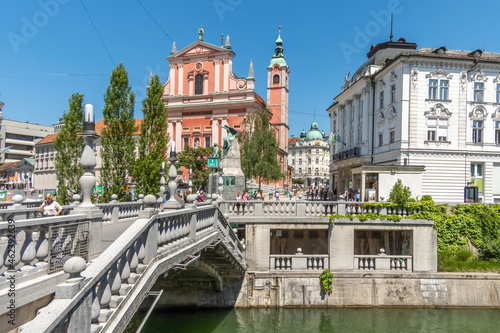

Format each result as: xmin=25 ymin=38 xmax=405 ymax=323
xmin=96 ymin=201 xmax=143 ymax=224
xmin=221 ymin=200 xmax=422 ymax=218
xmin=0 ymin=213 xmax=88 ymax=282
xmin=21 ymin=203 xmax=244 ymax=333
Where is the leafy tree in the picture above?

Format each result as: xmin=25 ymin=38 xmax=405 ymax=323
xmin=239 ymin=108 xmax=282 ymax=190
xmin=100 ymin=63 xmax=137 ymax=201
xmin=389 ymin=179 xmax=412 ymax=206
xmin=133 ymin=74 xmax=168 ymax=196
xmin=54 ymin=93 xmax=84 ymax=205
xmin=177 ymin=146 xmax=213 ymax=192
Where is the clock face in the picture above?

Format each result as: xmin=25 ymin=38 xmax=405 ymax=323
xmin=195 ymin=62 xmax=203 ymax=72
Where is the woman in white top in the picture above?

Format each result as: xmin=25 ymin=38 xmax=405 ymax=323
xmin=39 ymin=194 xmax=63 ymax=216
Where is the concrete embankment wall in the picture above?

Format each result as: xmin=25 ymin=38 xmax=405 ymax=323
xmin=158 ymin=272 xmax=500 ymax=308
xmin=238 ymin=272 xmax=500 ymax=308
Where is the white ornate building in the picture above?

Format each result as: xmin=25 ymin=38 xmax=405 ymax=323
xmin=328 ymin=38 xmax=500 ymax=203
xmin=288 ymin=122 xmax=330 ymax=188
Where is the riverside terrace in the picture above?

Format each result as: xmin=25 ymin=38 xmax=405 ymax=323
xmin=0 ymin=195 xmax=438 ymax=332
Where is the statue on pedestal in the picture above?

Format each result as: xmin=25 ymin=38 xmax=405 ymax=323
xmin=217 ymin=124 xmax=238 ymax=159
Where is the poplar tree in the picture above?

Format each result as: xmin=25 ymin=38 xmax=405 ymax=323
xmin=133 ymin=73 xmax=168 ymax=196
xmin=239 ymin=108 xmax=282 ymax=190
xmin=54 ymin=93 xmax=84 ymax=204
xmin=100 ymin=63 xmax=137 ymax=201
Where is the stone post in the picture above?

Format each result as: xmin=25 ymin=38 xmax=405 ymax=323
xmin=164 ymin=142 xmax=183 ymax=209
xmin=7 ymin=194 xmax=25 ymax=220
xmin=337 ymin=195 xmax=346 ymax=215
xmin=110 ymin=194 xmax=119 ymax=224
xmin=72 ymin=104 xmax=104 ymax=259
xmin=140 ymin=195 xmax=158 ymax=264
xmin=55 ymin=257 xmax=92 ymax=333
xmin=254 ymin=201 xmax=263 ymax=216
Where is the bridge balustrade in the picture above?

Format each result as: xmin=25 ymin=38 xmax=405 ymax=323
xmin=20 ymin=204 xmax=245 ymax=333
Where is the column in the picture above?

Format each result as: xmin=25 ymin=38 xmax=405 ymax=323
xmin=212 ymin=116 xmax=220 ymax=146
xmin=353 ymin=96 xmax=360 ymax=147
xmin=338 ymin=105 xmax=344 ymax=153
xmin=177 ymin=64 xmax=183 ymax=96
xmin=361 ymin=171 xmax=366 ymax=201
xmin=223 ymin=59 xmax=229 ymax=92
xmin=169 ymin=64 xmax=175 ymax=96
xmin=175 ymin=119 xmax=182 ymax=152
xmin=214 ymin=59 xmax=220 ymax=93
xmin=188 ymin=73 xmax=194 ymax=95
xmin=203 ymin=73 xmax=209 ymax=94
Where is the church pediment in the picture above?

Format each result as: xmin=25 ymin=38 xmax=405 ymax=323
xmin=168 ymin=41 xmax=234 ymax=59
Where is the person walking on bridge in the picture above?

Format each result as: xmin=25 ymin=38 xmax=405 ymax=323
xmin=39 ymin=194 xmax=62 ymax=216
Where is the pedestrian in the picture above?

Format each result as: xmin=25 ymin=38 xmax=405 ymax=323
xmin=275 ymin=190 xmax=279 ymax=201
xmin=269 ymin=188 xmax=273 ymax=200
xmin=242 ymin=189 xmax=249 ymax=214
xmin=235 ymin=191 xmax=241 ymax=213
xmin=39 ymin=194 xmax=62 ymax=216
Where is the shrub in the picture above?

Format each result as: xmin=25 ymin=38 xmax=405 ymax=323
xmin=389 ymin=179 xmax=412 ymax=206
xmin=480 ymin=238 xmax=500 ymax=263
xmin=319 ymin=269 xmax=333 ymax=293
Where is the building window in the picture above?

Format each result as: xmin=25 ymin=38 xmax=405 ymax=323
xmin=316 ymin=149 xmax=319 ymax=154
xmin=182 ymin=127 xmax=189 ymax=132
xmin=315 ymin=168 xmax=319 ymax=176
xmin=273 ymin=74 xmax=280 ymax=85
xmin=308 ymin=167 xmax=311 ymax=174
xmin=379 ymin=91 xmax=384 ymax=109
xmin=292 ymin=151 xmax=295 ymax=156
xmin=292 ymin=159 xmax=295 ymax=165
xmin=195 ymin=74 xmax=203 ymax=94
xmin=299 ymin=150 xmax=302 ymax=155
xmin=496 ymin=121 xmax=500 ymax=144
xmin=184 ymin=137 xmax=189 ymax=148
xmin=205 ymin=136 xmax=211 ymax=148
xmin=439 ymin=80 xmax=449 ymax=100
xmin=390 ymin=84 xmax=396 ymax=104
xmin=378 ymin=133 xmax=383 ymax=147
xmin=474 ymin=82 xmax=484 ymax=102
xmin=308 ymin=158 xmax=311 ymax=165
xmin=472 ymin=120 xmax=483 ymax=143
xmin=315 ymin=158 xmax=319 ymax=164
xmin=427 ymin=117 xmax=448 ymax=141
xmin=390 ymin=130 xmax=395 ymax=143
xmin=428 ymin=79 xmax=437 ymax=99
xmin=299 ymin=168 xmax=302 ymax=173
xmin=299 ymin=159 xmax=302 ymax=165
xmin=496 ymin=84 xmax=500 ymax=103
xmin=470 ymin=163 xmax=483 ymax=194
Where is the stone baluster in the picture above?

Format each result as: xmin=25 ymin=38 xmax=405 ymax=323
xmin=118 ymin=253 xmax=131 ymax=296
xmin=110 ymin=194 xmax=119 ymax=224
xmin=0 ymin=231 xmax=8 ymax=277
xmin=127 ymin=242 xmax=139 ymax=284
xmin=72 ymin=194 xmax=81 ymax=206
xmin=20 ymin=227 xmax=37 ymax=274
xmin=108 ymin=261 xmax=122 ymax=308
xmin=96 ymin=273 xmax=112 ymax=323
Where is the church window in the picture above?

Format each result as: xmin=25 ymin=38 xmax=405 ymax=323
xmin=273 ymin=74 xmax=280 ymax=85
xmin=205 ymin=137 xmax=211 ymax=147
xmin=195 ymin=74 xmax=203 ymax=94
xmin=184 ymin=137 xmax=189 ymax=148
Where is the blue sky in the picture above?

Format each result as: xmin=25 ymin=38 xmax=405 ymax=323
xmin=1 ymin=0 xmax=498 ymax=136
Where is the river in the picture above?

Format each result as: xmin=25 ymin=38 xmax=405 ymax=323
xmin=126 ymin=307 xmax=500 ymax=332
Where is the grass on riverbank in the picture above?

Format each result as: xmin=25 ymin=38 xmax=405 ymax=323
xmin=438 ymin=249 xmax=500 ymax=272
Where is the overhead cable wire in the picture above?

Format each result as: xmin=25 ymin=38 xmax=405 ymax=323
xmin=136 ymin=0 xmax=175 ymax=42
xmin=79 ymin=0 xmax=116 ymax=66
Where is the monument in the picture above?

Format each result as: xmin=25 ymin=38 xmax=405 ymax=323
xmin=214 ymin=124 xmax=245 ymax=200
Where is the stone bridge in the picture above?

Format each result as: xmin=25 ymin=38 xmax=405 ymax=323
xmin=0 ymin=195 xmax=439 ymax=332
xmin=0 ymin=196 xmax=245 ymax=333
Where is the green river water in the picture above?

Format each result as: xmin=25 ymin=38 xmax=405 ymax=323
xmin=126 ymin=307 xmax=500 ymax=333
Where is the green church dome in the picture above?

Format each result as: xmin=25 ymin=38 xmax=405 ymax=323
xmin=306 ymin=122 xmax=324 ymax=140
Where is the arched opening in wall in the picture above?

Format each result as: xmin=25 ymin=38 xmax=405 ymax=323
xmin=195 ymin=74 xmax=203 ymax=94
xmin=273 ymin=74 xmax=280 ymax=86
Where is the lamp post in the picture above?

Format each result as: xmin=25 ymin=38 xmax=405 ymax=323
xmin=188 ymin=165 xmax=192 ymax=192
xmin=164 ymin=141 xmax=183 ymax=209
xmin=77 ymin=104 xmax=99 ymax=207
